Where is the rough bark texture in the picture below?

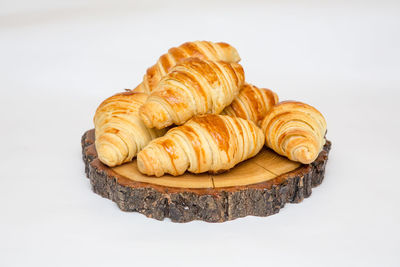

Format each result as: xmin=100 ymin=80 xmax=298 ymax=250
xmin=81 ymin=129 xmax=331 ymax=223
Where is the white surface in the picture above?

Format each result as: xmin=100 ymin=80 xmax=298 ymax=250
xmin=1 ymin=0 xmax=399 ymax=266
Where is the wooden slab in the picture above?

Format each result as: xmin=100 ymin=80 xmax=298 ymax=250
xmin=82 ymin=129 xmax=331 ymax=223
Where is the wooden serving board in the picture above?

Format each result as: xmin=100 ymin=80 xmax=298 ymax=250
xmin=82 ymin=129 xmax=331 ymax=223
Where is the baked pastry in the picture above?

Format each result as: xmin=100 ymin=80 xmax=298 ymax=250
xmin=137 ymin=114 xmax=264 ymax=177
xmin=260 ymin=101 xmax=327 ymax=164
xmin=222 ymin=84 xmax=279 ymax=125
xmin=134 ymin=41 xmax=241 ymax=93
xmin=139 ymin=58 xmax=245 ymax=129
xmin=94 ymin=91 xmax=166 ymax=167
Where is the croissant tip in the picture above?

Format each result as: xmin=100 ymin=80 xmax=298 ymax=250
xmin=137 ymin=149 xmax=164 ymax=177
xmin=294 ymin=149 xmax=317 ymax=165
xmin=136 ymin=152 xmax=148 ymax=174
xmin=139 ymin=102 xmax=172 ymax=129
xmin=96 ymin=142 xmax=119 ymax=167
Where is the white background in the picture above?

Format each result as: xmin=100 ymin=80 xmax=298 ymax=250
xmin=1 ymin=0 xmax=399 ymax=266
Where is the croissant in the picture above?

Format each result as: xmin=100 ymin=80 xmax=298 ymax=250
xmin=134 ymin=41 xmax=241 ymax=93
xmin=260 ymin=101 xmax=327 ymax=164
xmin=139 ymin=57 xmax=245 ymax=129
xmin=137 ymin=114 xmax=264 ymax=177
xmin=222 ymin=83 xmax=279 ymax=125
xmin=94 ymin=91 xmax=166 ymax=167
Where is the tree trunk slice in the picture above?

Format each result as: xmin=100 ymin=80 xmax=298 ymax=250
xmin=81 ymin=129 xmax=331 ymax=223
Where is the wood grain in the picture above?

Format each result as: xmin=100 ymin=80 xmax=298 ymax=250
xmin=111 ymin=143 xmax=300 ymax=189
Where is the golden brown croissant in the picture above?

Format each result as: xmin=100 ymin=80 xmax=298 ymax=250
xmin=94 ymin=91 xmax=166 ymax=167
xmin=139 ymin=58 xmax=245 ymax=129
xmin=134 ymin=41 xmax=241 ymax=94
xmin=260 ymin=101 xmax=327 ymax=164
xmin=222 ymin=83 xmax=279 ymax=125
xmin=137 ymin=114 xmax=264 ymax=177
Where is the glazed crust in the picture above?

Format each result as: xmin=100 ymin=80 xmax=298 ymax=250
xmin=222 ymin=84 xmax=279 ymax=126
xmin=260 ymin=101 xmax=327 ymax=164
xmin=134 ymin=41 xmax=241 ymax=94
xmin=94 ymin=91 xmax=166 ymax=167
xmin=137 ymin=114 xmax=264 ymax=177
xmin=138 ymin=58 xmax=245 ymax=129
